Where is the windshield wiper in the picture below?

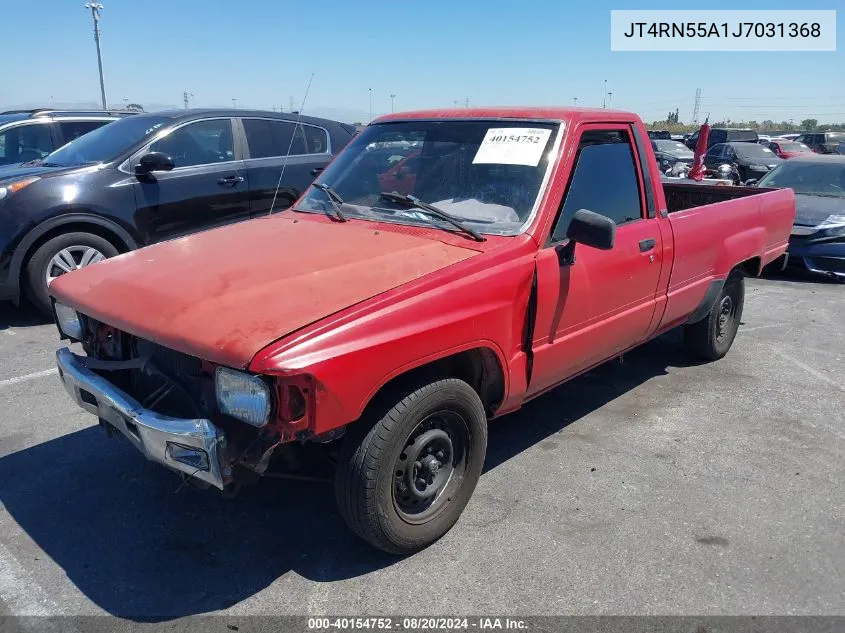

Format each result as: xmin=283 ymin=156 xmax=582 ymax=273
xmin=311 ymin=182 xmax=347 ymax=222
xmin=379 ymin=192 xmax=486 ymax=242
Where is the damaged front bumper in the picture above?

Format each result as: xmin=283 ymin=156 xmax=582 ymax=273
xmin=56 ymin=347 xmax=229 ymax=489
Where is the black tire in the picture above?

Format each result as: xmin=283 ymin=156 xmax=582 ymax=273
xmin=25 ymin=232 xmax=119 ymax=314
xmin=335 ymin=378 xmax=487 ymax=554
xmin=683 ymin=270 xmax=745 ymax=361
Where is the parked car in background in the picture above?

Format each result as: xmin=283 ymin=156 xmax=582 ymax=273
xmin=0 ymin=108 xmax=133 ymax=167
xmin=766 ymin=139 xmax=813 ymax=160
xmin=704 ymin=141 xmax=782 ymax=183
xmin=778 ymin=133 xmax=803 ymax=141
xmin=686 ymin=128 xmax=758 ymax=150
xmin=48 ymin=106 xmax=794 ymax=554
xmin=647 ymin=130 xmax=672 ymax=140
xmin=755 ymin=155 xmax=845 ymax=281
xmin=795 ymin=132 xmax=845 ymax=155
xmin=652 ymin=139 xmax=694 ymax=171
xmin=0 ymin=109 xmax=356 ymax=312
xmin=757 ymin=135 xmax=772 ymax=144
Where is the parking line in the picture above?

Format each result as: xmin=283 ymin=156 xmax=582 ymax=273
xmin=768 ymin=347 xmax=845 ymax=392
xmin=0 ymin=368 xmax=58 ymax=389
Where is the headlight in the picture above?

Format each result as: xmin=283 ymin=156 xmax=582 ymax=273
xmin=54 ymin=302 xmax=84 ymax=340
xmin=215 ymin=367 xmax=272 ymax=427
xmin=0 ymin=176 xmax=39 ymax=201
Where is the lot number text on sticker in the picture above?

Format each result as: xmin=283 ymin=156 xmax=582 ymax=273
xmin=473 ymin=128 xmax=552 ymax=166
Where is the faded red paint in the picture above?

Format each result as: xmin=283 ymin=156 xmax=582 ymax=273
xmin=49 ymin=215 xmax=480 ymax=367
xmin=50 ymin=107 xmax=796 ymax=438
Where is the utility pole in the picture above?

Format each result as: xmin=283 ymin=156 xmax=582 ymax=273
xmin=603 ymin=79 xmax=607 ymax=109
xmin=692 ymin=88 xmax=702 ymax=125
xmin=368 ymin=88 xmax=372 ymax=122
xmin=84 ymin=3 xmax=107 ymax=110
xmin=183 ymin=91 xmax=193 ymax=109
xmin=607 ymin=92 xmax=613 ymax=109
xmin=390 ymin=93 xmax=396 ymax=113
xmin=289 ymin=96 xmax=294 ymax=113
xmin=464 ymin=97 xmax=470 ymax=108
xmin=232 ymin=98 xmax=237 ymax=109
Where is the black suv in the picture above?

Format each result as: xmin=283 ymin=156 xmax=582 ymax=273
xmin=794 ymin=131 xmax=845 ymax=155
xmin=0 ymin=108 xmax=134 ymax=167
xmin=0 ymin=109 xmax=355 ymax=312
xmin=685 ymin=128 xmax=758 ymax=150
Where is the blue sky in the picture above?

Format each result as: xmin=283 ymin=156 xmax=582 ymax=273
xmin=4 ymin=0 xmax=842 ymax=124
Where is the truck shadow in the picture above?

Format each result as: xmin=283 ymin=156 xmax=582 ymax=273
xmin=0 ymin=302 xmax=51 ymax=330
xmin=0 ymin=331 xmax=698 ymax=621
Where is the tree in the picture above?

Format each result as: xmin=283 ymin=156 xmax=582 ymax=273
xmin=125 ymin=103 xmax=144 ymax=112
xmin=800 ymin=118 xmax=818 ymax=131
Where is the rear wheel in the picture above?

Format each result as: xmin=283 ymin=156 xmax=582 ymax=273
xmin=335 ymin=378 xmax=487 ymax=554
xmin=683 ymin=270 xmax=744 ymax=360
xmin=25 ymin=232 xmax=119 ymax=314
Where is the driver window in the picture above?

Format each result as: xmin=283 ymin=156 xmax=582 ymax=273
xmin=150 ymin=119 xmax=234 ymax=168
xmin=550 ymin=129 xmax=643 ymax=241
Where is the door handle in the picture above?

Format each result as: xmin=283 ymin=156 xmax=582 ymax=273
xmin=639 ymin=238 xmax=656 ymax=252
xmin=310 ymin=167 xmax=324 ymax=178
xmin=217 ymin=175 xmax=244 ymax=186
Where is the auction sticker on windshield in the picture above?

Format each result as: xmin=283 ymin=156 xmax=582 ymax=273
xmin=473 ymin=128 xmax=552 ymax=166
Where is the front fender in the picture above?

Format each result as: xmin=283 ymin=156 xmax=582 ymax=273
xmin=250 ymin=250 xmax=536 ymax=435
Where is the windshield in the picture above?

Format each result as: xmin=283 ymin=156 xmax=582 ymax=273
xmin=734 ymin=143 xmax=779 ymax=160
xmin=654 ymin=140 xmax=692 ymax=155
xmin=44 ymin=116 xmax=169 ymax=166
xmin=293 ymin=119 xmax=560 ymax=236
xmin=757 ymin=160 xmax=845 ymax=197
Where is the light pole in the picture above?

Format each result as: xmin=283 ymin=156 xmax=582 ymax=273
xmin=232 ymin=98 xmax=237 ymax=108
xmin=368 ymin=88 xmax=372 ymax=122
xmin=603 ymin=79 xmax=607 ymax=109
xmin=573 ymin=97 xmax=578 ymax=106
xmin=84 ymin=3 xmax=107 ymax=110
xmin=607 ymin=92 xmax=613 ymax=109
xmin=390 ymin=93 xmax=396 ymax=113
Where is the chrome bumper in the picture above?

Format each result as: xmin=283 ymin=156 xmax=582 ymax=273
xmin=56 ymin=347 xmax=228 ymax=489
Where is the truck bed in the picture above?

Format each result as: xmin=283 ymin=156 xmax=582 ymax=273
xmin=662 ymin=182 xmax=779 ymax=214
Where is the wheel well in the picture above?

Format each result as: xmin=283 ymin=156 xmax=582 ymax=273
xmin=20 ymin=221 xmax=131 ymax=279
xmin=364 ymin=348 xmax=506 ymax=420
xmin=739 ymin=256 xmax=762 ymax=277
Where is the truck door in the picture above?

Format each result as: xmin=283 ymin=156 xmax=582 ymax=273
xmin=526 ymin=125 xmax=665 ymax=397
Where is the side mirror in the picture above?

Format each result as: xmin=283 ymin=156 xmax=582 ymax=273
xmin=566 ymin=208 xmax=615 ymax=249
xmin=743 ymin=178 xmax=758 ymax=186
xmin=135 ymin=152 xmax=175 ymax=176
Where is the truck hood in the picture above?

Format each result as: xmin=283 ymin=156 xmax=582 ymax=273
xmin=49 ymin=215 xmax=480 ymax=368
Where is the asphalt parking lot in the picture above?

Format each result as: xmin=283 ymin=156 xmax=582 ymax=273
xmin=0 ymin=271 xmax=843 ymax=620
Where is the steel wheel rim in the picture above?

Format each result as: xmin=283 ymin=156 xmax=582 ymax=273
xmin=45 ymin=246 xmax=105 ymax=285
xmin=392 ymin=410 xmax=469 ymax=525
xmin=716 ymin=295 xmax=735 ymax=342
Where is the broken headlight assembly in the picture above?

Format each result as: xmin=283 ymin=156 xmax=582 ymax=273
xmin=54 ymin=301 xmax=85 ymax=340
xmin=215 ymin=366 xmax=272 ymax=427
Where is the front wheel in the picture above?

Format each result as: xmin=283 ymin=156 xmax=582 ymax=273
xmin=335 ymin=378 xmax=487 ymax=554
xmin=683 ymin=270 xmax=745 ymax=360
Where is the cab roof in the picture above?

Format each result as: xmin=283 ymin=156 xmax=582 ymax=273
xmin=373 ymin=107 xmax=640 ymax=125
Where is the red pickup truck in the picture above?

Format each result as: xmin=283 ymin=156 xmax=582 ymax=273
xmin=48 ymin=108 xmax=795 ymax=554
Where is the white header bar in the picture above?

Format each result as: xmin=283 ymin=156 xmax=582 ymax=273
xmin=610 ymin=10 xmax=836 ymax=51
